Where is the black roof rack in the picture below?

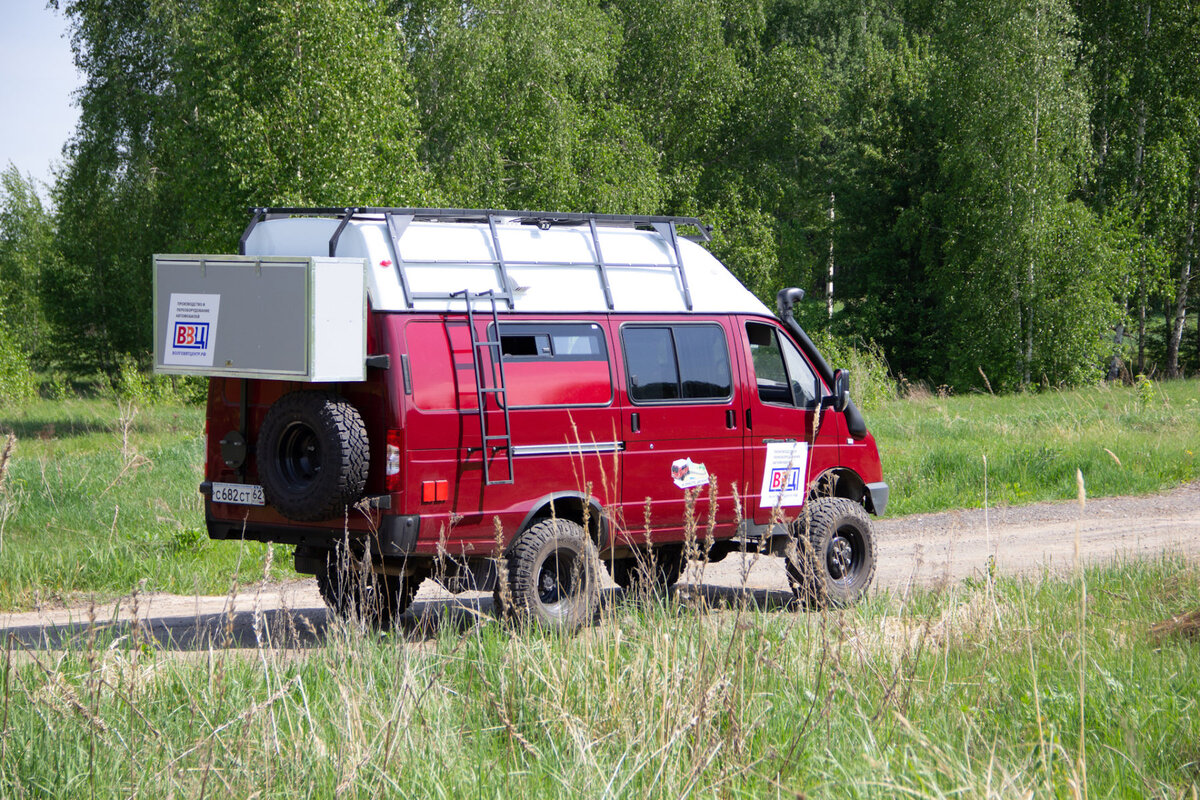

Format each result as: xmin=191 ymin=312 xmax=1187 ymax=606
xmin=237 ymin=207 xmax=714 ymax=311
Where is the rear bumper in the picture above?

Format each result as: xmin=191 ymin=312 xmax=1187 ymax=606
xmin=866 ymin=482 xmax=889 ymax=516
xmin=205 ymin=499 xmax=420 ymax=556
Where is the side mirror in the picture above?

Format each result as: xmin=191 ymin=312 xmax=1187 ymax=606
xmin=833 ymin=369 xmax=850 ymax=413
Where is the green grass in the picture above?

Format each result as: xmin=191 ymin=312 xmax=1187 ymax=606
xmin=0 ymin=379 xmax=1197 ymax=609
xmin=875 ymin=378 xmax=1200 ymax=515
xmin=0 ymin=398 xmax=288 ymax=608
xmin=1 ymin=557 xmax=1197 ymax=797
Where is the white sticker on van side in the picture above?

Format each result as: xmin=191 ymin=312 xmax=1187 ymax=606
xmin=760 ymin=441 xmax=809 ymax=507
xmin=671 ymin=458 xmax=710 ymax=489
xmin=163 ymin=293 xmax=220 ymax=367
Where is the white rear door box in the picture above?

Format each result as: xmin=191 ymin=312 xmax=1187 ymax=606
xmin=153 ymin=255 xmax=367 ymax=382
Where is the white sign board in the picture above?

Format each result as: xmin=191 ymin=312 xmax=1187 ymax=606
xmin=162 ymin=293 xmax=221 ymax=367
xmin=759 ymin=441 xmax=810 ymax=508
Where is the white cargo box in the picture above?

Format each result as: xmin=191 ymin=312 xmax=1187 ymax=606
xmin=153 ymin=255 xmax=367 ymax=382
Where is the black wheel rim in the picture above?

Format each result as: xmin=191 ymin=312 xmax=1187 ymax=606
xmin=536 ymin=549 xmax=577 ymax=610
xmin=827 ymin=525 xmax=865 ymax=584
xmin=278 ymin=421 xmax=322 ymax=488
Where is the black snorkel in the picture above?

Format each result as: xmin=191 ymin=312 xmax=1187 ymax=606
xmin=776 ymin=288 xmax=868 ymax=438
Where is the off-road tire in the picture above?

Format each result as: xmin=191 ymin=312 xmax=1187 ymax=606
xmin=787 ymin=497 xmax=877 ymax=608
xmin=495 ymin=518 xmax=600 ymax=632
xmin=316 ymin=549 xmax=424 ymax=629
xmin=610 ymin=545 xmax=684 ymax=593
xmin=257 ymin=391 xmax=368 ymax=521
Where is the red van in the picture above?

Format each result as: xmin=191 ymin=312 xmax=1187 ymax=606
xmin=155 ymin=208 xmax=887 ymax=630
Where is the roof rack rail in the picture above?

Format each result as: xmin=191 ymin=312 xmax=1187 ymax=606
xmin=238 ymin=207 xmax=713 ymax=311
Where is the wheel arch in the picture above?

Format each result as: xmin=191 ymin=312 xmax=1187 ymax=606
xmin=514 ymin=492 xmax=608 ymax=552
xmin=810 ymin=468 xmax=874 ymax=513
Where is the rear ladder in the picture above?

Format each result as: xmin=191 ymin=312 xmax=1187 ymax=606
xmin=452 ymin=289 xmax=515 ymax=485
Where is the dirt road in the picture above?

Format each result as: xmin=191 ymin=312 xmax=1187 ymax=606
xmin=3 ymin=483 xmax=1197 ymax=650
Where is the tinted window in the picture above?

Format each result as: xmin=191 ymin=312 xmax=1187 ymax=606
xmin=624 ymin=327 xmax=679 ymax=401
xmin=747 ymin=322 xmax=820 ymax=407
xmin=496 ymin=323 xmax=606 ymax=362
xmin=623 ymin=324 xmax=732 ymax=403
xmin=781 ymin=336 xmax=819 ymax=406
xmin=501 ymin=332 xmax=551 ymax=357
xmin=676 ymin=326 xmax=733 ymax=399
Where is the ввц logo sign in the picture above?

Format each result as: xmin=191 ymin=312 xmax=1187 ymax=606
xmin=174 ymin=322 xmax=210 ymax=350
xmin=769 ymin=466 xmax=802 ymax=493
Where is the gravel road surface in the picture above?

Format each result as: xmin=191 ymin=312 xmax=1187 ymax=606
xmin=4 ymin=483 xmax=1197 ymax=650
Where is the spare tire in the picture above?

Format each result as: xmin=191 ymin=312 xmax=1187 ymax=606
xmin=256 ymin=391 xmax=369 ymax=521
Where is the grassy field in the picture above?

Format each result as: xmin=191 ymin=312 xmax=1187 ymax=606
xmin=1 ymin=556 xmax=1197 ymax=797
xmin=0 ymin=398 xmax=288 ymax=609
xmin=0 ymin=379 xmax=1197 ymax=608
xmin=874 ymin=377 xmax=1200 ymax=515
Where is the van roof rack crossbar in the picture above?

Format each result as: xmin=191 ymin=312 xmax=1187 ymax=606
xmin=238 ymin=207 xmax=711 ymax=311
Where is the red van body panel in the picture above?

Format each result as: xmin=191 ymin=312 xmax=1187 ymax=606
xmin=205 ymin=308 xmax=885 ymax=565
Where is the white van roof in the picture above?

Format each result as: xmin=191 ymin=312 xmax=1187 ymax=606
xmin=241 ymin=208 xmax=772 ymax=316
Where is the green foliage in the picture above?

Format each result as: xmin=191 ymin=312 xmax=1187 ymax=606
xmin=111 ymin=354 xmax=207 ymax=406
xmin=0 ymin=319 xmax=37 ymax=409
xmin=404 ymin=0 xmax=665 ymax=212
xmin=16 ymin=0 xmax=1199 ymax=390
xmin=807 ymin=330 xmax=895 ymax=412
xmin=0 ymin=165 xmax=57 ymax=365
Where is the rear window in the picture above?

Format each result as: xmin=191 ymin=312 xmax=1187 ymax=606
xmin=496 ymin=323 xmax=607 ymax=361
xmin=495 ymin=322 xmax=611 ymax=407
xmin=622 ymin=324 xmax=732 ymax=403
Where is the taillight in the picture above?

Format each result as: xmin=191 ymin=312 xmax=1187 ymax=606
xmin=385 ymin=428 xmax=403 ymax=492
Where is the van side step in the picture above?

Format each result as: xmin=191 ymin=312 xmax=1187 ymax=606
xmin=453 ymin=288 xmax=515 ymax=486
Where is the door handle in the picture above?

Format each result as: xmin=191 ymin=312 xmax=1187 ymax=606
xmin=631 ymin=412 xmax=640 ymax=433
xmin=726 ymin=409 xmax=736 ymax=429
xmin=744 ymin=408 xmax=752 ymax=430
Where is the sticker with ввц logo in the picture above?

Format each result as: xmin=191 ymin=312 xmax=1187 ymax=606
xmin=163 ymin=293 xmax=220 ymax=367
xmin=759 ymin=441 xmax=809 ymax=508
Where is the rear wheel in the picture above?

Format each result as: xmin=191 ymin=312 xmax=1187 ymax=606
xmin=610 ymin=545 xmax=684 ymax=593
xmin=317 ymin=550 xmax=424 ymax=629
xmin=496 ymin=518 xmax=600 ymax=631
xmin=787 ymin=497 xmax=877 ymax=608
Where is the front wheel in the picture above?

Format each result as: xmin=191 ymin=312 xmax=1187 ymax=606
xmin=495 ymin=518 xmax=600 ymax=632
xmin=787 ymin=497 xmax=877 ymax=608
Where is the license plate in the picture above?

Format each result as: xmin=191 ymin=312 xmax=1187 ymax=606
xmin=211 ymin=482 xmax=265 ymax=506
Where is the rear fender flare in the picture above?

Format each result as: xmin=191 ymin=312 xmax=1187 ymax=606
xmin=513 ymin=492 xmax=608 ymax=553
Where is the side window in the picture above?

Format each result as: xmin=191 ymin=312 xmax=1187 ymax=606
xmin=746 ymin=322 xmax=820 ymax=407
xmin=496 ymin=323 xmax=606 ymax=362
xmin=623 ymin=327 xmax=679 ymax=401
xmin=676 ymin=326 xmax=733 ymax=399
xmin=781 ymin=337 xmax=820 ymax=406
xmin=492 ymin=322 xmax=612 ymax=407
xmin=623 ymin=323 xmax=733 ymax=403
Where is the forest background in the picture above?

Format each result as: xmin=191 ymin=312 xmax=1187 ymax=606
xmin=1 ymin=0 xmax=1199 ymax=400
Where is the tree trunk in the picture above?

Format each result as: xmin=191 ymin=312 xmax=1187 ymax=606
xmin=1167 ymin=152 xmax=1200 ymax=377
xmin=1024 ymin=0 xmax=1041 ymax=388
xmin=1108 ymin=322 xmax=1125 ymax=381
xmin=1134 ymin=3 xmax=1152 ymax=374
xmin=826 ymin=192 xmax=835 ymax=320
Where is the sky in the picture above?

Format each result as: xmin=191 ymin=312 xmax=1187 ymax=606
xmin=0 ymin=1 xmax=83 ymax=198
